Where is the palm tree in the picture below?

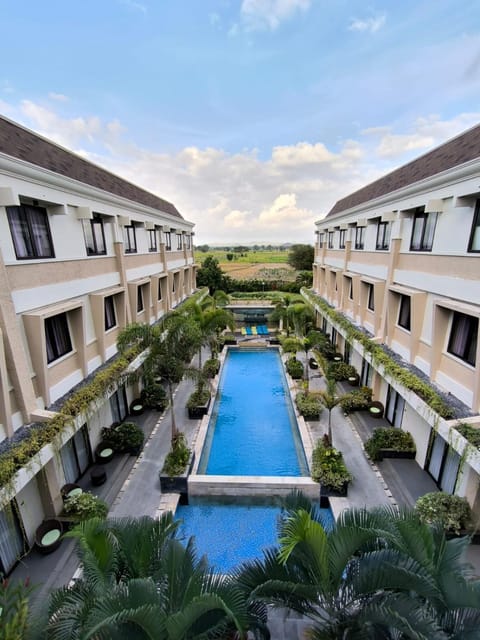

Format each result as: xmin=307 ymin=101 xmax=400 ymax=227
xmin=32 ymin=516 xmax=269 ymax=640
xmin=271 ymin=295 xmax=293 ymax=335
xmin=235 ymin=502 xmax=480 ymax=639
xmin=117 ymin=314 xmax=202 ymax=443
xmin=318 ymin=377 xmax=340 ymax=445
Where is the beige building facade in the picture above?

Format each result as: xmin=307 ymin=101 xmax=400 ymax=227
xmin=0 ymin=116 xmax=196 ymax=573
xmin=311 ymin=124 xmax=480 ymax=520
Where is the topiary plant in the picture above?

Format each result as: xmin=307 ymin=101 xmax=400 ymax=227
xmin=415 ymin=492 xmax=472 ymax=535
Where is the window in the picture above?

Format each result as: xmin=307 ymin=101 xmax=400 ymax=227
xmin=158 ymin=280 xmax=163 ymax=300
xmin=137 ymin=287 xmax=144 ymax=313
xmin=376 ymin=221 xmax=390 ymax=250
xmin=410 ymin=208 xmax=437 ymax=251
xmin=318 ymin=233 xmax=325 ymax=248
xmin=176 ymin=233 xmax=183 ymax=250
xmin=398 ymin=295 xmax=411 ymax=331
xmin=468 ymin=200 xmax=480 ymax=252
xmin=148 ymin=229 xmax=157 ymax=252
xmin=110 ymin=384 xmax=128 ymax=423
xmin=123 ymin=225 xmax=137 ymax=253
xmin=447 ymin=311 xmax=478 ymax=366
xmin=355 ymin=226 xmax=365 ymax=250
xmin=185 ymin=234 xmax=191 ymax=250
xmin=83 ymin=216 xmax=106 ymax=256
xmin=104 ymin=295 xmax=116 ymax=330
xmin=61 ymin=425 xmax=91 ymax=484
xmin=328 ymin=232 xmax=334 ymax=249
xmin=164 ymin=231 xmax=171 ymax=250
xmin=347 ymin=277 xmax=353 ymax=300
xmin=367 ymin=283 xmax=374 ymax=311
xmin=45 ymin=312 xmax=72 ymax=363
xmin=339 ymin=229 xmax=346 ymax=249
xmin=6 ymin=204 xmax=54 ymax=259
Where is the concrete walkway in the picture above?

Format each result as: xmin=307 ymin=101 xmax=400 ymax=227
xmin=9 ymin=341 xmax=480 ymax=637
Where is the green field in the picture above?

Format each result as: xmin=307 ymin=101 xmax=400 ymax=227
xmin=195 ymin=249 xmax=289 ymax=265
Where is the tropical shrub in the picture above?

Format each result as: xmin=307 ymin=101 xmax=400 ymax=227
xmin=286 ymin=357 xmax=304 ymax=379
xmin=141 ymin=382 xmax=168 ymax=411
xmin=64 ymin=492 xmax=108 ymax=521
xmin=162 ymin=433 xmax=191 ymax=476
xmin=365 ymin=428 xmax=416 ymax=461
xmin=296 ymin=392 xmax=322 ymax=420
xmin=415 ymin=492 xmax=472 ymax=534
xmin=456 ymin=423 xmax=480 ymax=449
xmin=186 ymin=388 xmax=211 ymax=410
xmin=327 ymin=362 xmax=357 ymax=381
xmin=339 ymin=386 xmax=373 ymax=414
xmin=203 ymin=358 xmax=220 ymax=378
xmin=311 ymin=439 xmax=352 ymax=491
xmin=101 ymin=421 xmax=144 ymax=453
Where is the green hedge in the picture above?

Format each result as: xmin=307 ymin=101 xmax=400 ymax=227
xmin=296 ymin=393 xmax=322 ymax=419
xmin=286 ymin=357 xmax=304 ymax=379
xmin=364 ymin=428 xmax=416 ymax=461
xmin=339 ymin=387 xmax=373 ymax=414
xmin=311 ymin=440 xmax=352 ymax=491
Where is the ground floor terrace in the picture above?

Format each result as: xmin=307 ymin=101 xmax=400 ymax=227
xmin=8 ymin=334 xmax=480 ymax=640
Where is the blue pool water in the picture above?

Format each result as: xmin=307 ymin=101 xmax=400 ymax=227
xmin=176 ymin=497 xmax=334 ymax=573
xmin=198 ymin=348 xmax=308 ymax=476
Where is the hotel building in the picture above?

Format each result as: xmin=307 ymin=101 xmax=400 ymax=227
xmin=310 ymin=124 xmax=480 ymax=520
xmin=0 ymin=116 xmax=196 ymax=573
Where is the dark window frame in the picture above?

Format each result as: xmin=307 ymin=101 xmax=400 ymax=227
xmin=184 ymin=235 xmax=191 ymax=250
xmin=176 ymin=233 xmax=183 ymax=250
xmin=83 ymin=215 xmax=106 ymax=256
xmin=410 ymin=208 xmax=438 ymax=252
xmin=137 ymin=287 xmax=144 ymax=313
xmin=398 ymin=294 xmax=411 ymax=331
xmin=164 ymin=231 xmax=172 ymax=251
xmin=376 ymin=221 xmax=390 ymax=250
xmin=468 ymin=200 xmax=480 ymax=253
xmin=124 ymin=225 xmax=137 ymax=253
xmin=6 ymin=204 xmax=55 ymax=260
xmin=339 ymin=229 xmax=346 ymax=249
xmin=447 ymin=311 xmax=478 ymax=367
xmin=45 ymin=312 xmax=73 ymax=364
xmin=104 ymin=295 xmax=117 ymax=331
xmin=319 ymin=233 xmax=325 ymax=248
xmin=367 ymin=283 xmax=375 ymax=311
xmin=355 ymin=226 xmax=365 ymax=250
xmin=148 ymin=229 xmax=157 ymax=252
xmin=328 ymin=232 xmax=334 ymax=249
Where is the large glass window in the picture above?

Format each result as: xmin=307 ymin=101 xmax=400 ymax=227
xmin=137 ymin=287 xmax=144 ymax=313
xmin=0 ymin=502 xmax=25 ymax=574
xmin=184 ymin=234 xmax=191 ymax=250
xmin=339 ymin=229 xmax=346 ymax=249
xmin=83 ymin=216 xmax=106 ymax=256
xmin=123 ymin=225 xmax=137 ymax=253
xmin=398 ymin=295 xmax=411 ymax=331
xmin=318 ymin=233 xmax=325 ymax=248
xmin=447 ymin=311 xmax=478 ymax=366
xmin=104 ymin=295 xmax=116 ymax=330
xmin=410 ymin=208 xmax=437 ymax=251
xmin=176 ymin=233 xmax=183 ymax=250
xmin=376 ymin=221 xmax=391 ymax=250
xmin=61 ymin=425 xmax=91 ymax=483
xmin=468 ymin=200 xmax=480 ymax=252
xmin=45 ymin=312 xmax=72 ymax=363
xmin=110 ymin=385 xmax=128 ymax=423
xmin=328 ymin=232 xmax=334 ymax=249
xmin=367 ymin=283 xmax=374 ymax=311
xmin=164 ymin=231 xmax=172 ymax=250
xmin=6 ymin=204 xmax=54 ymax=259
xmin=355 ymin=226 xmax=365 ymax=250
xmin=148 ymin=229 xmax=157 ymax=252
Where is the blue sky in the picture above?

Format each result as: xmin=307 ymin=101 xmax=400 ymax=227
xmin=1 ymin=0 xmax=479 ymax=244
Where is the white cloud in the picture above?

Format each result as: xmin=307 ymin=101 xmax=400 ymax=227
xmin=119 ymin=0 xmax=147 ymax=13
xmin=348 ymin=14 xmax=386 ymax=33
xmin=48 ymin=92 xmax=69 ymax=102
xmin=3 ymin=99 xmax=478 ymax=244
xmin=240 ymin=0 xmax=311 ymax=31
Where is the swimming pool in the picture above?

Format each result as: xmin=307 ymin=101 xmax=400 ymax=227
xmin=176 ymin=496 xmax=334 ymax=573
xmin=197 ymin=348 xmax=308 ymax=476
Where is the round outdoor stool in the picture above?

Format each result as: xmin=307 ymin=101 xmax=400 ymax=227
xmin=90 ymin=465 xmax=107 ymax=486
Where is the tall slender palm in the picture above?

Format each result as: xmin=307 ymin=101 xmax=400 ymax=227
xmin=31 ymin=516 xmax=269 ymax=640
xmin=236 ymin=503 xmax=480 ymax=639
xmin=318 ymin=377 xmax=340 ymax=445
xmin=117 ymin=314 xmax=202 ymax=443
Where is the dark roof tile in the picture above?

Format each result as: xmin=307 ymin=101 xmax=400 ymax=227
xmin=0 ymin=116 xmax=183 ymax=219
xmin=327 ymin=123 xmax=480 ymax=216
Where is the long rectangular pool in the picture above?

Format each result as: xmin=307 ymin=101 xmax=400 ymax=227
xmin=197 ymin=348 xmax=308 ymax=476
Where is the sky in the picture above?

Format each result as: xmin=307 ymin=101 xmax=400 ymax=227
xmin=0 ymin=1 xmax=479 ymax=246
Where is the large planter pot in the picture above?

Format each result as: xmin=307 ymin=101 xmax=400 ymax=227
xmin=308 ymin=357 xmax=319 ymax=370
xmin=368 ymin=401 xmax=384 ymax=419
xmin=377 ymin=448 xmax=416 ymax=461
xmin=130 ymin=400 xmax=145 ymax=416
xmin=187 ymin=395 xmax=211 ymax=419
xmin=35 ymin=519 xmax=63 ymax=554
xmin=95 ymin=442 xmax=115 ymax=463
xmin=347 ymin=374 xmax=359 ymax=386
xmin=320 ymin=481 xmax=349 ymax=497
xmin=159 ymin=452 xmax=195 ymax=495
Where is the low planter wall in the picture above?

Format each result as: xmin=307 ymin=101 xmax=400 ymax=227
xmin=187 ymin=396 xmax=211 ymax=419
xmin=320 ymin=481 xmax=349 ymax=498
xmin=377 ymin=449 xmax=416 ymax=461
xmin=159 ymin=452 xmax=196 ymax=495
